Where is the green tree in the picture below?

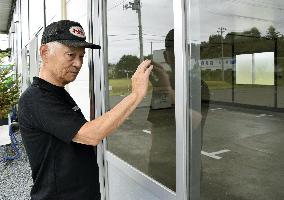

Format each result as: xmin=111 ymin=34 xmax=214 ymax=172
xmin=266 ymin=25 xmax=281 ymax=39
xmin=108 ymin=63 xmax=117 ymax=79
xmin=243 ymin=27 xmax=261 ymax=37
xmin=0 ymin=50 xmax=19 ymax=119
xmin=115 ymin=55 xmax=140 ymax=78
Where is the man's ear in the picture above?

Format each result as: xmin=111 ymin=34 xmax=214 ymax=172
xmin=39 ymin=44 xmax=49 ymax=63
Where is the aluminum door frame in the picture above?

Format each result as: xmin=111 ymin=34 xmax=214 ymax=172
xmin=88 ymin=0 xmax=190 ymax=199
xmin=87 ymin=0 xmax=108 ymax=199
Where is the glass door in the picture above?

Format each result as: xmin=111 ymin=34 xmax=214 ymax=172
xmin=187 ymin=0 xmax=284 ymax=199
xmin=102 ymin=0 xmax=179 ymax=199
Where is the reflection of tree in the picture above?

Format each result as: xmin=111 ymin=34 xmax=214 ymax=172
xmin=109 ymin=54 xmax=153 ymax=79
xmin=113 ymin=55 xmax=140 ymax=78
xmin=266 ymin=26 xmax=281 ymax=39
xmin=201 ymin=26 xmax=284 ymax=59
xmin=200 ymin=26 xmax=284 ymax=83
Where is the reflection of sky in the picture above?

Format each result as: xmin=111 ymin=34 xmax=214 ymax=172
xmin=107 ymin=0 xmax=174 ymax=63
xmin=8 ymin=0 xmax=284 ymax=64
xmin=108 ymin=0 xmax=284 ymax=63
xmin=199 ymin=0 xmax=284 ymax=42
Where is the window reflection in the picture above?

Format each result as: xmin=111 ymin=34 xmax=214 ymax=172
xmin=148 ymin=29 xmax=175 ymax=190
xmin=190 ymin=0 xmax=284 ymax=199
xmin=107 ymin=0 xmax=176 ymax=191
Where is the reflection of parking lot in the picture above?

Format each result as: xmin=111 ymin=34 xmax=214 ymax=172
xmin=202 ymin=105 xmax=284 ymax=200
xmin=108 ymin=101 xmax=284 ymax=199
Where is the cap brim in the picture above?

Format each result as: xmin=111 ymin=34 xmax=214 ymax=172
xmin=57 ymin=40 xmax=101 ymax=49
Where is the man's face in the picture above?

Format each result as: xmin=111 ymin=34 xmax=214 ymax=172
xmin=164 ymin=46 xmax=175 ymax=67
xmin=45 ymin=43 xmax=85 ymax=85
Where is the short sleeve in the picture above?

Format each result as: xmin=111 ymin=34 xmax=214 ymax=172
xmin=32 ymin=92 xmax=87 ymax=144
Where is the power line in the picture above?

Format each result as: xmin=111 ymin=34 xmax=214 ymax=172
xmin=108 ymin=0 xmax=125 ymax=11
xmin=108 ymin=33 xmax=166 ymax=38
xmin=225 ymin=0 xmax=284 ymax=11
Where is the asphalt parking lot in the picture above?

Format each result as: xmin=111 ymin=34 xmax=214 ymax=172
xmin=108 ymin=102 xmax=284 ymax=200
xmin=201 ymin=105 xmax=284 ymax=200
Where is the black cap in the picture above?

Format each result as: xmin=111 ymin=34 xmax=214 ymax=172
xmin=41 ymin=20 xmax=101 ymax=49
xmin=165 ymin=29 xmax=174 ymax=48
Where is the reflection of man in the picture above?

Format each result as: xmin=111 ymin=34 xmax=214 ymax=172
xmin=147 ymin=29 xmax=176 ymax=190
xmin=148 ymin=29 xmax=210 ymax=190
xmin=18 ymin=20 xmax=153 ymax=200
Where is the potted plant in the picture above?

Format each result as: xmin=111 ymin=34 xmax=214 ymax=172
xmin=0 ymin=51 xmax=19 ymax=125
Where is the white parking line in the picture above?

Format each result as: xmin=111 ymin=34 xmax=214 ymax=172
xmin=256 ymin=114 xmax=273 ymax=118
xmin=201 ymin=149 xmax=230 ymax=160
xmin=210 ymin=108 xmax=223 ymax=111
xmin=142 ymin=129 xmax=151 ymax=134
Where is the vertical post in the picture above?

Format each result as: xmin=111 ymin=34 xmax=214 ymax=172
xmin=124 ymin=0 xmax=144 ymax=62
xmin=61 ymin=0 xmax=67 ymax=20
xmin=231 ymin=35 xmax=235 ymax=103
xmin=150 ymin=41 xmax=153 ymax=59
xmin=274 ymin=38 xmax=278 ymax=108
xmin=27 ymin=0 xmax=30 ymax=41
xmin=136 ymin=0 xmax=144 ymax=62
xmin=218 ymin=27 xmax=226 ymax=81
xmin=61 ymin=0 xmax=68 ymax=91
xmin=221 ymin=35 xmax=224 ymax=81
xmin=43 ymin=0 xmax=46 ymax=28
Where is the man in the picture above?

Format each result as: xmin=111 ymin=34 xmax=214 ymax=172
xmin=18 ymin=20 xmax=152 ymax=200
xmin=148 ymin=29 xmax=208 ymax=190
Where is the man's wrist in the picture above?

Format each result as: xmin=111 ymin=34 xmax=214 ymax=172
xmin=129 ymin=92 xmax=142 ymax=105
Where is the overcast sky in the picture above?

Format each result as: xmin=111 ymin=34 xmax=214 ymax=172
xmin=3 ymin=0 xmax=284 ymax=63
xmin=107 ymin=0 xmax=174 ymax=63
xmin=107 ymin=0 xmax=284 ymax=63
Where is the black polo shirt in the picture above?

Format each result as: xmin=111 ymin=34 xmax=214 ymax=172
xmin=18 ymin=77 xmax=100 ymax=200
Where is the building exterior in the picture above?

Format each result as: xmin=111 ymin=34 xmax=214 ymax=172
xmin=1 ymin=0 xmax=284 ymax=199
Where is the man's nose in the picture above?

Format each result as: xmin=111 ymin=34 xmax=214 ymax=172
xmin=73 ymin=57 xmax=83 ymax=69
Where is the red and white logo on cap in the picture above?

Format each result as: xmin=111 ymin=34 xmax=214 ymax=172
xmin=69 ymin=26 xmax=85 ymax=38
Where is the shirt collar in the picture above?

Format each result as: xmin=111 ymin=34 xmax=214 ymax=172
xmin=32 ymin=77 xmax=66 ymax=93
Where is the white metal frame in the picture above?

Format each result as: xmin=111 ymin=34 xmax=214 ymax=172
xmin=90 ymin=0 xmax=192 ymax=199
xmin=174 ymin=0 xmax=189 ymax=199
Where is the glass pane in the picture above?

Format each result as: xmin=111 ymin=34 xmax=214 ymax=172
xmin=21 ymin=0 xmax=29 ymax=46
xmin=45 ymin=0 xmax=61 ymax=24
xmin=29 ymin=0 xmax=44 ymax=37
xmin=277 ymin=40 xmax=284 ymax=108
xmin=254 ymin=52 xmax=274 ymax=85
xmin=107 ymin=0 xmax=176 ymax=191
xmin=188 ymin=0 xmax=284 ymax=199
xmin=67 ymin=0 xmax=90 ymax=119
xmin=236 ymin=54 xmax=253 ymax=84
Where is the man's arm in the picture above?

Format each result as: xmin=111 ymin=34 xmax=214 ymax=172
xmin=72 ymin=60 xmax=153 ymax=146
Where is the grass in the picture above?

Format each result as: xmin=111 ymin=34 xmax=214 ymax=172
xmin=108 ymin=78 xmax=282 ymax=96
xmin=205 ymin=81 xmax=232 ymax=90
xmin=109 ymin=78 xmax=153 ymax=96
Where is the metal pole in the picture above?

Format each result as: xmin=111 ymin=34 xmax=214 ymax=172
xmin=232 ymin=35 xmax=235 ymax=103
xmin=150 ymin=41 xmax=153 ymax=59
xmin=43 ymin=0 xmax=46 ymax=28
xmin=274 ymin=38 xmax=278 ymax=108
xmin=124 ymin=0 xmax=144 ymax=62
xmin=61 ymin=0 xmax=67 ymax=20
xmin=218 ymin=27 xmax=226 ymax=81
xmin=137 ymin=0 xmax=144 ymax=62
xmin=221 ymin=36 xmax=224 ymax=81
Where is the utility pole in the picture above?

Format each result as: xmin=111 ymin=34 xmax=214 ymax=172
xmin=124 ymin=0 xmax=144 ymax=62
xmin=150 ymin=41 xmax=153 ymax=59
xmin=218 ymin=27 xmax=226 ymax=81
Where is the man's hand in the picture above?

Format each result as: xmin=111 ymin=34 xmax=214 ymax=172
xmin=131 ymin=59 xmax=153 ymax=102
xmin=73 ymin=59 xmax=153 ymax=146
xmin=151 ymin=62 xmax=171 ymax=88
